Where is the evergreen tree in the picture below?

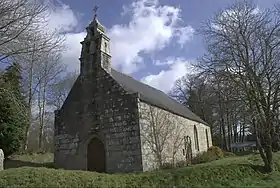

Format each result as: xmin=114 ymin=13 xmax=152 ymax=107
xmin=0 ymin=63 xmax=28 ymax=156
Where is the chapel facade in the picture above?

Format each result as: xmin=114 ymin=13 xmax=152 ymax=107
xmin=54 ymin=14 xmax=212 ymax=173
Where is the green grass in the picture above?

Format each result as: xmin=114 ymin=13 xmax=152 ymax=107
xmin=0 ymin=152 xmax=280 ymax=188
xmin=4 ymin=152 xmax=54 ymax=169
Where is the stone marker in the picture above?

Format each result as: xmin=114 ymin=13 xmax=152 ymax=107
xmin=0 ymin=149 xmax=4 ymax=171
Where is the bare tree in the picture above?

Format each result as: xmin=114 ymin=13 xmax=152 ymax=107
xmin=35 ymin=53 xmax=66 ymax=150
xmin=0 ymin=0 xmax=68 ymax=152
xmin=0 ymin=0 xmax=52 ymax=63
xmin=139 ymin=103 xmax=186 ymax=167
xmin=199 ymin=1 xmax=280 ymax=172
xmin=47 ymin=71 xmax=79 ymax=110
xmin=27 ymin=111 xmax=54 ymax=152
xmin=170 ymin=74 xmax=223 ymax=146
xmin=169 ymin=75 xmax=191 ymax=106
xmin=16 ymin=37 xmax=64 ymax=150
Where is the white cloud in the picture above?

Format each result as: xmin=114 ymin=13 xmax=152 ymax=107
xmin=37 ymin=0 xmax=80 ymax=33
xmin=154 ymin=56 xmax=186 ymax=66
xmin=107 ymin=0 xmax=194 ymax=74
xmin=141 ymin=57 xmax=196 ymax=92
xmin=44 ymin=0 xmax=195 ymax=73
xmin=61 ymin=32 xmax=86 ymax=72
xmin=46 ymin=4 xmax=79 ymax=32
xmin=39 ymin=0 xmax=85 ymax=71
xmin=174 ymin=26 xmax=194 ymax=48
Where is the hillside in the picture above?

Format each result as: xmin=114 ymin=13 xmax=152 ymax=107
xmin=0 ymin=152 xmax=280 ymax=187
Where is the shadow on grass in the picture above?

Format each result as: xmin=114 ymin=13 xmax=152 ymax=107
xmin=238 ymin=163 xmax=267 ymax=173
xmin=234 ymin=150 xmax=256 ymax=156
xmin=4 ymin=159 xmax=55 ymax=169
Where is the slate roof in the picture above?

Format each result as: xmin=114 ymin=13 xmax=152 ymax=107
xmin=111 ymin=69 xmax=208 ymax=125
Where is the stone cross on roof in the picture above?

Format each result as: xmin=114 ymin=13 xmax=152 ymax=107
xmin=93 ymin=5 xmax=99 ymax=19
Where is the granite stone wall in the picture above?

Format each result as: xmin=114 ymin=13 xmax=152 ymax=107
xmin=138 ymin=102 xmax=212 ymax=172
xmin=54 ymin=67 xmax=143 ymax=173
xmin=53 ymin=75 xmax=84 ymax=170
xmin=94 ymin=69 xmax=142 ymax=173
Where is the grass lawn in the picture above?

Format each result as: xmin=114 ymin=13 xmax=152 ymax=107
xmin=0 ymin=152 xmax=280 ymax=187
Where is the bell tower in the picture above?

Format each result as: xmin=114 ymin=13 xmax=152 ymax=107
xmin=79 ymin=7 xmax=111 ymax=76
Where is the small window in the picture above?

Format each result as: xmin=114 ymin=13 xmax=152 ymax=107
xmin=104 ymin=42 xmax=108 ymax=52
xmin=206 ymin=129 xmax=209 ymax=149
xmin=194 ymin=125 xmax=199 ymax=151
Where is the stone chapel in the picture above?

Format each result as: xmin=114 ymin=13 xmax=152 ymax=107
xmin=54 ymin=14 xmax=212 ymax=173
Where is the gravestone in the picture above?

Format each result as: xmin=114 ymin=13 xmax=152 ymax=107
xmin=0 ymin=149 xmax=4 ymax=170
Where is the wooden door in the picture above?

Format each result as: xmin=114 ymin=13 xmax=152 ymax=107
xmin=87 ymin=138 xmax=106 ymax=172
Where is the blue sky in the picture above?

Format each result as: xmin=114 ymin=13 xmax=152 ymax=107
xmin=46 ymin=0 xmax=279 ymax=93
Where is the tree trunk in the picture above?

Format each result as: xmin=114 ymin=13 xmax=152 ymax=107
xmin=222 ymin=119 xmax=228 ymax=150
xmin=226 ymin=105 xmax=232 ymax=152
xmin=257 ymin=136 xmax=274 ymax=172
xmin=219 ymin=122 xmax=223 ymax=148
xmin=233 ymin=113 xmax=238 ymax=143
xmin=39 ymin=76 xmax=47 ymax=150
xmin=23 ymin=60 xmax=34 ymax=151
xmin=217 ymin=90 xmax=228 ymax=150
xmin=264 ymin=145 xmax=273 ymax=172
xmin=38 ymin=81 xmax=43 ymax=150
xmin=254 ymin=119 xmax=274 ymax=172
xmin=23 ymin=44 xmax=36 ymax=151
xmin=242 ymin=124 xmax=245 ymax=143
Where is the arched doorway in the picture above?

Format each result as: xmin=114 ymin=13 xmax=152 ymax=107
xmin=87 ymin=137 xmax=106 ymax=172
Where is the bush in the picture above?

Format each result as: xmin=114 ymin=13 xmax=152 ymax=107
xmin=1 ymin=152 xmax=280 ymax=187
xmin=192 ymin=146 xmax=224 ymax=164
xmin=160 ymin=162 xmax=174 ymax=169
xmin=192 ymin=151 xmax=215 ymax=164
xmin=175 ymin=160 xmax=188 ymax=168
xmin=160 ymin=160 xmax=188 ymax=169
xmin=0 ymin=88 xmax=27 ymax=157
xmin=208 ymin=146 xmax=224 ymax=158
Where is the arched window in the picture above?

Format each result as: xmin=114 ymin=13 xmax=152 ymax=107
xmin=194 ymin=125 xmax=199 ymax=151
xmin=206 ymin=129 xmax=209 ymax=149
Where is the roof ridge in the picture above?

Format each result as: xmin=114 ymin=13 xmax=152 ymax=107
xmin=111 ymin=68 xmax=208 ymax=125
xmin=112 ymin=68 xmax=168 ymax=94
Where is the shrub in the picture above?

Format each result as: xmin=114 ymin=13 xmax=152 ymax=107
xmin=208 ymin=146 xmax=224 ymax=158
xmin=160 ymin=162 xmax=174 ymax=169
xmin=175 ymin=160 xmax=188 ymax=168
xmin=192 ymin=151 xmax=215 ymax=164
xmin=192 ymin=146 xmax=224 ymax=164
xmin=0 ymin=63 xmax=28 ymax=157
xmin=160 ymin=160 xmax=188 ymax=169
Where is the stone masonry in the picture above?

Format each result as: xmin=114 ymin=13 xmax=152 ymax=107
xmin=54 ymin=70 xmax=142 ymax=172
xmin=54 ymin=16 xmax=142 ymax=173
xmin=54 ymin=14 xmax=212 ymax=173
xmin=139 ymin=102 xmax=212 ymax=171
xmin=0 ymin=149 xmax=4 ymax=171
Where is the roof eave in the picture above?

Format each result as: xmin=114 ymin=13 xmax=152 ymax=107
xmin=138 ymin=98 xmax=209 ymax=127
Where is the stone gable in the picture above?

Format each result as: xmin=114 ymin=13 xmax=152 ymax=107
xmin=54 ymin=67 xmax=143 ymax=172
